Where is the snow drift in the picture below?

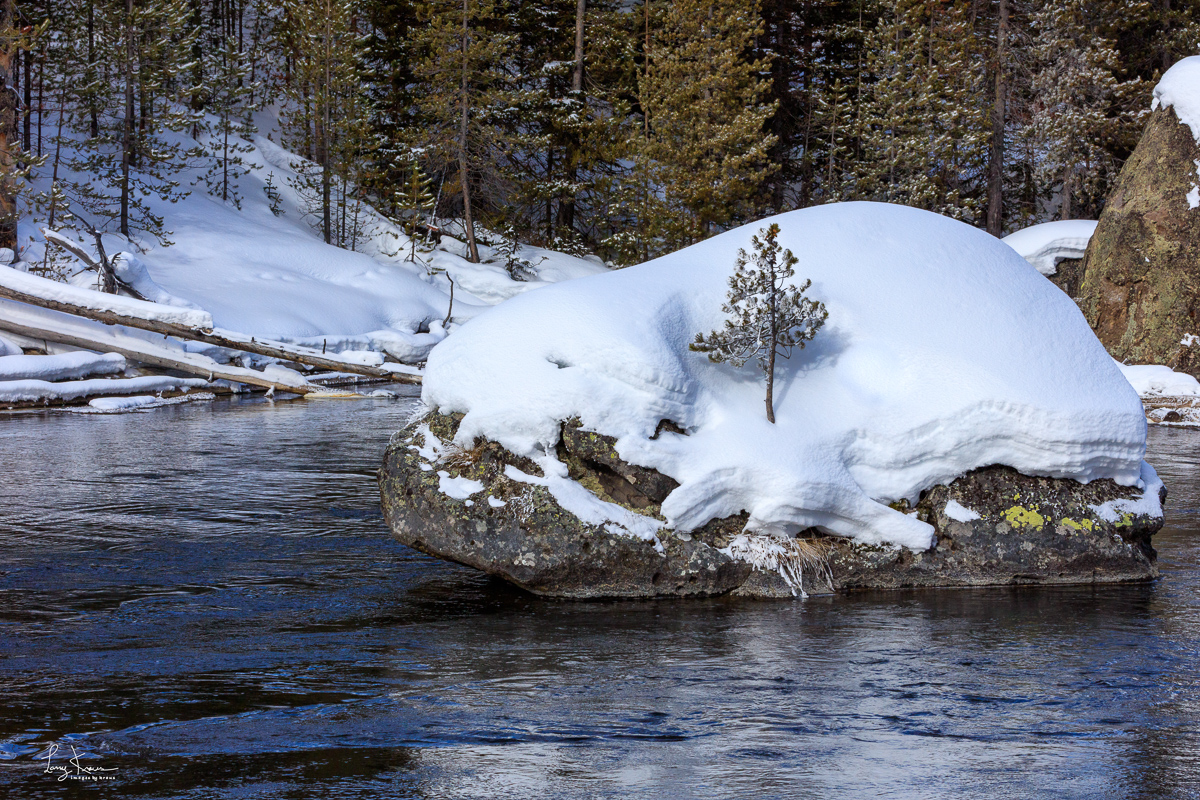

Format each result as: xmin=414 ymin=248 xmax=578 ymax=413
xmin=1002 ymin=219 xmax=1097 ymax=276
xmin=422 ymin=202 xmax=1148 ymax=550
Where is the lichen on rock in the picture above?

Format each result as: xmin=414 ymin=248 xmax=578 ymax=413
xmin=1078 ymin=96 xmax=1200 ymax=368
xmin=380 ymin=411 xmax=1165 ymax=599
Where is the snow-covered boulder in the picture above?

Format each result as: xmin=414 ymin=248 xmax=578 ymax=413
xmin=381 ymin=202 xmax=1163 ymax=597
xmin=1079 ymin=56 xmax=1200 ymax=368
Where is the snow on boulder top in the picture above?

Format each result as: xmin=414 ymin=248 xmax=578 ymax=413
xmin=1153 ymin=56 xmax=1200 ymax=143
xmin=1001 ymin=219 xmax=1097 ymax=276
xmin=423 ymin=202 xmax=1148 ymax=551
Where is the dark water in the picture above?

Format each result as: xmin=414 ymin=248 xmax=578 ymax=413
xmin=1 ymin=395 xmax=1199 ymax=799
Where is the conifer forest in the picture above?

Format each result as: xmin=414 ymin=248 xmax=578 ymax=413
xmin=0 ymin=0 xmax=1194 ymax=267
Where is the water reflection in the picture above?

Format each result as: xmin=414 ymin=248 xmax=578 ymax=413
xmin=0 ymin=397 xmax=1197 ymax=798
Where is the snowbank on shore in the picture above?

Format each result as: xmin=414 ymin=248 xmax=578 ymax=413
xmin=423 ymin=202 xmax=1147 ymax=550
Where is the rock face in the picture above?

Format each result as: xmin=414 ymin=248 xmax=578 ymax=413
xmin=379 ymin=412 xmax=1165 ymax=599
xmin=1078 ymin=103 xmax=1200 ymax=367
xmin=1047 ymin=257 xmax=1085 ymax=299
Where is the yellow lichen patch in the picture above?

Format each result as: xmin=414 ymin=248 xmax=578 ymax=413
xmin=1060 ymin=517 xmax=1095 ymax=532
xmin=1115 ymin=512 xmax=1135 ymax=529
xmin=1002 ymin=505 xmax=1046 ymax=531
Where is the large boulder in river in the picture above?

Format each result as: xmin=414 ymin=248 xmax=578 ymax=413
xmin=380 ymin=411 xmax=1164 ymax=597
xmin=1078 ymin=57 xmax=1200 ymax=367
xmin=381 ymin=202 xmax=1164 ymax=597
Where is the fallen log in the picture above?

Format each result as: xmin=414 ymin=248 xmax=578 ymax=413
xmin=0 ymin=266 xmax=422 ymax=385
xmin=0 ymin=299 xmax=323 ymax=394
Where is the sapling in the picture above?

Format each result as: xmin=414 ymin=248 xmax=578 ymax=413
xmin=691 ymin=223 xmax=827 ymax=423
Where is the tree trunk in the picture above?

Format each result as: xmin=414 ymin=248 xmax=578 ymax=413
xmin=459 ymin=0 xmax=479 ymax=263
xmin=21 ymin=47 xmax=29 ymax=153
xmin=88 ymin=1 xmax=98 ymax=138
xmin=0 ymin=0 xmax=18 ymax=252
xmin=557 ymin=0 xmax=585 ymax=233
xmin=321 ymin=2 xmax=332 ymax=244
xmin=120 ymin=0 xmax=135 ymax=242
xmin=986 ymin=0 xmax=1007 ymax=235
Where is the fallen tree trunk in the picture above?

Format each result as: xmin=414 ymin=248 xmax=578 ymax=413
xmin=0 ymin=269 xmax=422 ymax=385
xmin=0 ymin=299 xmax=322 ymax=394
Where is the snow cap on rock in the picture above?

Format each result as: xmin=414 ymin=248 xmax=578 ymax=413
xmin=1153 ymin=55 xmax=1200 ymax=143
xmin=423 ymin=202 xmax=1148 ymax=551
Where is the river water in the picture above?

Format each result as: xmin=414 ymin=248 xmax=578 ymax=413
xmin=0 ymin=393 xmax=1198 ymax=799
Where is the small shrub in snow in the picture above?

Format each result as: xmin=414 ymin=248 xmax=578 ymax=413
xmin=691 ymin=223 xmax=827 ymax=423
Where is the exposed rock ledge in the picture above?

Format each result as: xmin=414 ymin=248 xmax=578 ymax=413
xmin=379 ymin=411 xmax=1165 ymax=599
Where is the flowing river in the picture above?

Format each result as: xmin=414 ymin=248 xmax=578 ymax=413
xmin=1 ymin=393 xmax=1198 ymax=799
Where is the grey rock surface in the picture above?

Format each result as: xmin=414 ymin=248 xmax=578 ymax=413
xmin=380 ymin=412 xmax=1164 ymax=599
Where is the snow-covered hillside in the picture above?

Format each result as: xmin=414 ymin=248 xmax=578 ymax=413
xmin=13 ymin=127 xmax=607 ymax=364
xmin=422 ymin=202 xmax=1149 ymax=551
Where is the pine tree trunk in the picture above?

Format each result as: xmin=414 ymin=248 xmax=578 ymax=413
xmin=120 ymin=0 xmax=135 ymax=242
xmin=557 ymin=0 xmax=585 ymax=232
xmin=88 ymin=1 xmax=98 ymax=138
xmin=986 ymin=0 xmax=1007 ymax=236
xmin=766 ymin=252 xmax=777 ymax=424
xmin=0 ymin=0 xmax=16 ymax=252
xmin=321 ymin=4 xmax=332 ymax=244
xmin=20 ymin=47 xmax=28 ymax=153
xmin=459 ymin=0 xmax=480 ymax=263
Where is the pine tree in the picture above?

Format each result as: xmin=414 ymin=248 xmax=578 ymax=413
xmin=851 ymin=0 xmax=989 ymax=222
xmin=636 ymin=0 xmax=777 ymax=251
xmin=393 ymin=151 xmax=435 ymax=264
xmin=1026 ymin=0 xmax=1141 ymax=220
xmin=60 ymin=0 xmax=202 ymax=247
xmin=409 ymin=0 xmax=515 ymax=263
xmin=691 ymin=223 xmax=827 ymax=424
xmin=280 ymin=0 xmax=371 ymax=246
xmin=197 ymin=26 xmax=260 ymax=209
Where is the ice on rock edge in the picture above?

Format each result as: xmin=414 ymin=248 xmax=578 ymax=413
xmin=423 ymin=202 xmax=1148 ymax=551
xmin=1152 ymin=56 xmax=1200 ymax=143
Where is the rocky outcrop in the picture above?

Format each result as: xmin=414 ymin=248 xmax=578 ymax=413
xmin=379 ymin=412 xmax=1165 ymax=599
xmin=1047 ymin=257 xmax=1085 ymax=299
xmin=1078 ymin=103 xmax=1200 ymax=367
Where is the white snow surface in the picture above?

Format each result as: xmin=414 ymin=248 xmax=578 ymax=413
xmin=0 ymin=374 xmax=208 ymax=404
xmin=1118 ymin=362 xmax=1200 ymax=397
xmin=16 ymin=126 xmax=607 ymax=364
xmin=74 ymin=392 xmax=216 ymax=413
xmin=944 ymin=499 xmax=982 ymax=523
xmin=0 ymin=351 xmax=125 ymax=381
xmin=423 ymin=202 xmax=1148 ymax=550
xmin=0 ymin=334 xmax=21 ymax=356
xmin=1091 ymin=461 xmax=1165 ymax=524
xmin=1153 ymin=56 xmax=1200 ymax=143
xmin=1001 ymin=220 xmax=1098 ymax=276
xmin=0 ymin=264 xmax=214 ymax=328
xmin=436 ymin=470 xmax=485 ymax=500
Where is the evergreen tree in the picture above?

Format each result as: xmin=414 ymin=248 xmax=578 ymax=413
xmin=1026 ymin=0 xmax=1142 ymax=220
xmin=691 ymin=223 xmax=827 ymax=424
xmin=851 ymin=0 xmax=990 ymax=222
xmin=636 ymin=0 xmax=777 ymax=251
xmin=409 ymin=0 xmax=515 ymax=263
xmin=60 ymin=0 xmax=202 ymax=247
xmin=279 ymin=0 xmax=371 ymax=246
xmin=393 ymin=151 xmax=436 ymax=264
xmin=197 ymin=28 xmax=259 ymax=209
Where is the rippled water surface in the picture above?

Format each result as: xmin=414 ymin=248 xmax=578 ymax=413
xmin=1 ymin=394 xmax=1199 ymax=799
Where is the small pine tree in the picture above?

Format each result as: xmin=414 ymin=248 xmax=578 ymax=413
xmin=394 ymin=153 xmax=436 ymax=264
xmin=691 ymin=223 xmax=828 ymax=424
xmin=197 ymin=31 xmax=261 ymax=210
